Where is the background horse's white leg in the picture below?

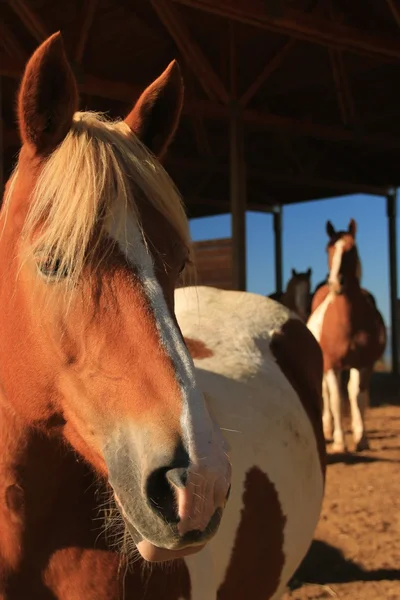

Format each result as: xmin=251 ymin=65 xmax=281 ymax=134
xmin=183 ymin=546 xmax=217 ymax=600
xmin=322 ymin=374 xmax=333 ymax=441
xmin=348 ymin=368 xmax=370 ymax=451
xmin=325 ymin=369 xmax=346 ymax=452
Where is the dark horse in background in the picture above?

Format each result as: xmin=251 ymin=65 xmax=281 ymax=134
xmin=269 ymin=268 xmax=312 ymax=322
xmin=308 ymin=219 xmax=386 ymax=453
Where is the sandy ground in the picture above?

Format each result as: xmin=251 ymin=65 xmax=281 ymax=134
xmin=283 ymin=374 xmax=400 ymax=600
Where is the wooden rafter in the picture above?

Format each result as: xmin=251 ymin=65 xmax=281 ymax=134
xmin=185 ymin=196 xmax=273 ymax=212
xmin=277 ymin=134 xmax=305 ymax=174
xmin=172 ymin=0 xmax=400 ymax=61
xmin=329 ymin=49 xmax=355 ymax=125
xmin=2 ymin=67 xmax=400 ymax=150
xmin=7 ymin=0 xmax=48 ymax=43
xmin=167 ymin=156 xmax=390 ymax=196
xmin=326 ymin=0 xmax=355 ymax=126
xmin=240 ymin=38 xmax=296 ymax=106
xmin=191 ymin=116 xmax=212 ymax=155
xmin=75 ymin=0 xmax=99 ymax=64
xmin=229 ymin=20 xmax=237 ymax=99
xmin=387 ymin=0 xmax=400 ymax=30
xmin=150 ymin=0 xmax=229 ymax=103
xmin=0 ymin=22 xmax=28 ymax=65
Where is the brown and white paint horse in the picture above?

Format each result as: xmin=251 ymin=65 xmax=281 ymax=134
xmin=0 ymin=34 xmax=325 ymax=599
xmin=308 ymin=219 xmax=386 ymax=453
xmin=270 ymin=268 xmax=312 ymax=322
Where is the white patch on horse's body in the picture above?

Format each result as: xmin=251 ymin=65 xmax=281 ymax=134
xmin=307 ymin=292 xmax=333 ymax=342
xmin=175 ymin=286 xmax=324 ymax=599
xmin=105 ymin=211 xmax=228 ymax=532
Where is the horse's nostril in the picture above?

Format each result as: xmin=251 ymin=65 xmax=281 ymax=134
xmin=146 ymin=466 xmax=180 ymax=523
xmin=166 ymin=466 xmax=188 ymax=489
xmin=145 ymin=443 xmax=190 ymax=523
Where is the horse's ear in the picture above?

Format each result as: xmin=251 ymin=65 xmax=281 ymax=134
xmin=326 ymin=220 xmax=336 ymax=238
xmin=348 ymin=218 xmax=357 ymax=237
xmin=18 ymin=32 xmax=78 ymax=156
xmin=125 ymin=60 xmax=184 ymax=159
xmin=291 ymin=268 xmax=296 ymax=277
xmin=307 ymin=267 xmax=312 ymax=277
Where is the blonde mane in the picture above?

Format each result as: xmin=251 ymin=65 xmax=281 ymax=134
xmin=20 ymin=111 xmax=192 ymax=286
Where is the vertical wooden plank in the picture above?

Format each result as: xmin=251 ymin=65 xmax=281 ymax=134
xmin=387 ymin=190 xmax=399 ymax=375
xmin=230 ymin=107 xmax=247 ymax=291
xmin=273 ymin=205 xmax=283 ymax=294
xmin=229 ymin=20 xmax=246 ymax=291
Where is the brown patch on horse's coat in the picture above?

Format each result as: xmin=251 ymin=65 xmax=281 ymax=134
xmin=270 ymin=319 xmax=326 ymax=476
xmin=184 ymin=337 xmax=214 ymax=359
xmin=218 ymin=467 xmax=285 ymax=599
xmin=313 ymin=285 xmax=386 ymax=372
xmin=44 ymin=549 xmax=191 ymax=600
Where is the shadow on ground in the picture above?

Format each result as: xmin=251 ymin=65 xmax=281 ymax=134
xmin=289 ymin=540 xmax=400 ymax=590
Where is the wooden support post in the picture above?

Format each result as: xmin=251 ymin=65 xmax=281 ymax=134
xmin=230 ymin=103 xmax=246 ymax=291
xmin=387 ymin=190 xmax=399 ymax=375
xmin=273 ymin=205 xmax=283 ymax=294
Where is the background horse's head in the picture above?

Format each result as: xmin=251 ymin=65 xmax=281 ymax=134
xmin=326 ymin=219 xmax=361 ymax=294
xmin=0 ymin=33 xmax=231 ymax=562
xmin=287 ymin=268 xmax=312 ymax=321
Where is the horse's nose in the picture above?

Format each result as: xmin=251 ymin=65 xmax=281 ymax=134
xmin=145 ymin=464 xmax=188 ymax=524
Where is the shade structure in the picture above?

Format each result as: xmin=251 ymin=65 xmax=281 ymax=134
xmin=0 ymin=0 xmax=399 ymax=371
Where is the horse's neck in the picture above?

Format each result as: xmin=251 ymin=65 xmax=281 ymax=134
xmin=0 ymin=401 xmax=103 ymax=574
xmin=343 ymin=275 xmax=362 ymax=296
xmin=282 ymin=285 xmax=295 ymax=308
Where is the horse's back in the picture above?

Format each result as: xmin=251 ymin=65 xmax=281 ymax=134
xmin=175 ymin=286 xmax=325 ymax=599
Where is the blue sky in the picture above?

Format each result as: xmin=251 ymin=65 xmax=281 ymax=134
xmin=189 ymin=194 xmax=397 ymax=325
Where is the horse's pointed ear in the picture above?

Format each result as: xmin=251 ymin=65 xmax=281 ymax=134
xmin=348 ymin=218 xmax=357 ymax=237
xmin=291 ymin=268 xmax=296 ymax=277
xmin=307 ymin=267 xmax=312 ymax=277
xmin=18 ymin=32 xmax=78 ymax=156
xmin=326 ymin=220 xmax=335 ymax=238
xmin=125 ymin=60 xmax=184 ymax=159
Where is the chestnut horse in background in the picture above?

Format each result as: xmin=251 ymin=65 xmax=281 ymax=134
xmin=0 ymin=34 xmax=325 ymax=599
xmin=269 ymin=268 xmax=312 ymax=322
xmin=308 ymin=219 xmax=386 ymax=453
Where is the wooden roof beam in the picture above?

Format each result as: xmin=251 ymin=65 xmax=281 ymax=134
xmin=2 ymin=67 xmax=400 ymax=150
xmin=150 ymin=0 xmax=229 ymax=103
xmin=329 ymin=49 xmax=355 ymax=126
xmin=0 ymin=22 xmax=28 ymax=66
xmin=7 ymin=0 xmax=48 ymax=43
xmin=75 ymin=0 xmax=99 ymax=64
xmin=387 ymin=0 xmax=400 ymax=30
xmin=326 ymin=0 xmax=355 ymax=127
xmin=240 ymin=38 xmax=296 ymax=106
xmin=172 ymin=0 xmax=400 ymax=61
xmin=167 ymin=156 xmax=390 ymax=196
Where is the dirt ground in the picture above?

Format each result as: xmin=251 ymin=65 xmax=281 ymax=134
xmin=283 ymin=373 xmax=400 ymax=600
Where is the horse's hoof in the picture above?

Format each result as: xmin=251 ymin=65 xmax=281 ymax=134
xmin=355 ymin=436 xmax=370 ymax=452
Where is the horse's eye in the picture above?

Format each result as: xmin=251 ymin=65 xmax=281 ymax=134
xmin=178 ymin=261 xmax=186 ymax=275
xmin=38 ymin=257 xmax=69 ymax=280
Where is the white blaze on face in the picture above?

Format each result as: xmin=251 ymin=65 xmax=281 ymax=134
xmin=328 ymin=239 xmax=345 ymax=287
xmin=105 ymin=208 xmax=229 ymax=531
